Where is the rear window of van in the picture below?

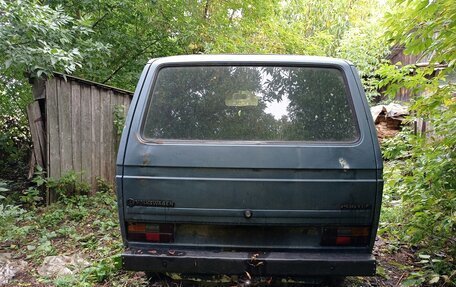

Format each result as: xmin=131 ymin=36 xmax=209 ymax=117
xmin=142 ymin=66 xmax=359 ymax=142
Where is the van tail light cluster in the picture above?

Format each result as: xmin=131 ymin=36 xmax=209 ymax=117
xmin=320 ymin=226 xmax=370 ymax=246
xmin=127 ymin=222 xmax=174 ymax=243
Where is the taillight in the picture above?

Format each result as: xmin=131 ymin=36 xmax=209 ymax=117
xmin=127 ymin=222 xmax=174 ymax=243
xmin=320 ymin=226 xmax=370 ymax=246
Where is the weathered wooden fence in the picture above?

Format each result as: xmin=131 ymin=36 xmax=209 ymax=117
xmin=387 ymin=45 xmax=435 ymax=101
xmin=27 ymin=74 xmax=132 ymax=203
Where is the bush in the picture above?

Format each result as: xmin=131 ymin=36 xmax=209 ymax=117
xmin=0 ymin=114 xmax=31 ymax=179
xmin=379 ymin=80 xmax=455 ymax=285
xmin=377 ymin=1 xmax=456 ymax=283
xmin=47 ymin=171 xmax=91 ymax=201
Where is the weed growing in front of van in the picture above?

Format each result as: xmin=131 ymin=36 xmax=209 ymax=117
xmin=381 ymin=128 xmax=456 ymax=286
xmin=0 ymin=177 xmax=149 ymax=287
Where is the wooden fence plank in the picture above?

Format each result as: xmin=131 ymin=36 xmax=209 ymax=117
xmin=110 ymin=93 xmax=116 ymax=174
xmin=46 ymin=78 xmax=60 ymax=203
xmin=114 ymin=93 xmax=125 ymax=156
xmin=91 ymin=86 xmax=101 ymax=192
xmin=123 ymin=94 xmax=130 ymax=116
xmin=80 ymin=84 xmax=92 ymax=185
xmin=107 ymin=91 xmax=115 ymax=184
xmin=110 ymin=92 xmax=118 ymax=184
xmin=108 ymin=92 xmax=115 ymax=184
xmin=71 ymin=81 xmax=82 ymax=182
xmin=100 ymin=90 xmax=110 ymax=182
xmin=58 ymin=78 xmax=73 ymax=175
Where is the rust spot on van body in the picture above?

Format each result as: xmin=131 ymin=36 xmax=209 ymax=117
xmin=143 ymin=152 xmax=151 ymax=165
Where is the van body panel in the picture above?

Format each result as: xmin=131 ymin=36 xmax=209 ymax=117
xmin=116 ymin=55 xmax=383 ymax=277
xmin=349 ymin=65 xmax=383 ymax=248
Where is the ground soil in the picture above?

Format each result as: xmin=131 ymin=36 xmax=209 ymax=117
xmin=1 ymin=237 xmax=418 ymax=287
xmin=141 ymin=235 xmax=418 ymax=287
xmin=356 ymin=236 xmax=416 ymax=287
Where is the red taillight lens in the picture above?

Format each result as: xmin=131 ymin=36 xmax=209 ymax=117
xmin=145 ymin=232 xmax=160 ymax=242
xmin=335 ymin=236 xmax=351 ymax=245
xmin=127 ymin=223 xmax=174 ymax=243
xmin=321 ymin=226 xmax=370 ymax=246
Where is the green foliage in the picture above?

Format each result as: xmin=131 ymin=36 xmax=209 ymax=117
xmin=0 ymin=180 xmax=26 ymax=240
xmin=0 ymin=203 xmax=26 ymax=237
xmin=0 ymin=0 xmax=109 ymax=78
xmin=0 ymin=76 xmax=31 ymax=118
xmin=0 ymin=186 xmax=135 ymax=286
xmin=382 ymin=130 xmax=412 ymax=161
xmin=19 ymin=186 xmax=42 ymax=207
xmin=0 ymin=0 xmax=109 ymax=146
xmin=54 ymin=275 xmax=80 ymax=287
xmin=47 ymin=171 xmax=91 ymax=200
xmin=113 ymin=104 xmax=126 ymax=136
xmin=11 ymin=167 xmax=111 ymax=209
xmin=204 ymin=0 xmax=386 ymax=56
xmin=19 ymin=166 xmax=46 ymax=208
xmin=39 ymin=0 xmax=389 ymax=92
xmin=0 ymin=114 xmax=31 ymax=179
xmin=202 ymin=0 xmax=390 ymax=98
xmin=378 ymin=0 xmax=456 ymax=283
xmin=96 ymin=176 xmax=114 ymax=193
xmin=81 ymin=254 xmax=122 ymax=283
xmin=0 ymin=0 xmax=389 ymax=167
xmin=411 ymin=254 xmax=453 ymax=286
xmin=383 ymin=0 xmax=456 ymax=66
xmin=0 ymin=180 xmax=8 ymax=194
xmin=46 ymin=0 xmax=184 ymax=89
xmin=336 ymin=19 xmax=390 ymax=102
xmin=382 ymin=154 xmax=456 ymax=285
xmin=27 ymin=233 xmax=57 ymax=260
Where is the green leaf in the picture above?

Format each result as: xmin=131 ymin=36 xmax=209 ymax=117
xmin=428 ymin=276 xmax=440 ymax=284
xmin=4 ymin=59 xmax=12 ymax=68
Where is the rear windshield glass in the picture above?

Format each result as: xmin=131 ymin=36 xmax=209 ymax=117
xmin=143 ymin=66 xmax=359 ymax=142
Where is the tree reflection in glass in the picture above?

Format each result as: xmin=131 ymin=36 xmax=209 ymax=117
xmin=143 ymin=66 xmax=359 ymax=142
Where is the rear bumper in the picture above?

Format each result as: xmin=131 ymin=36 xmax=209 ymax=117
xmin=122 ymin=248 xmax=376 ymax=276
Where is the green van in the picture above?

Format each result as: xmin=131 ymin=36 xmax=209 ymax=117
xmin=116 ymin=55 xmax=383 ymax=284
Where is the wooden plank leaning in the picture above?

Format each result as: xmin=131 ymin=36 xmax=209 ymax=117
xmin=26 ymin=101 xmax=46 ymax=170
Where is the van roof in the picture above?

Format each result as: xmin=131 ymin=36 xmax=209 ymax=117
xmin=148 ymin=55 xmax=353 ymax=66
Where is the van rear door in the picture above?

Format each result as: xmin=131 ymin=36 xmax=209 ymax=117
xmin=118 ymin=56 xmax=382 ymax=252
